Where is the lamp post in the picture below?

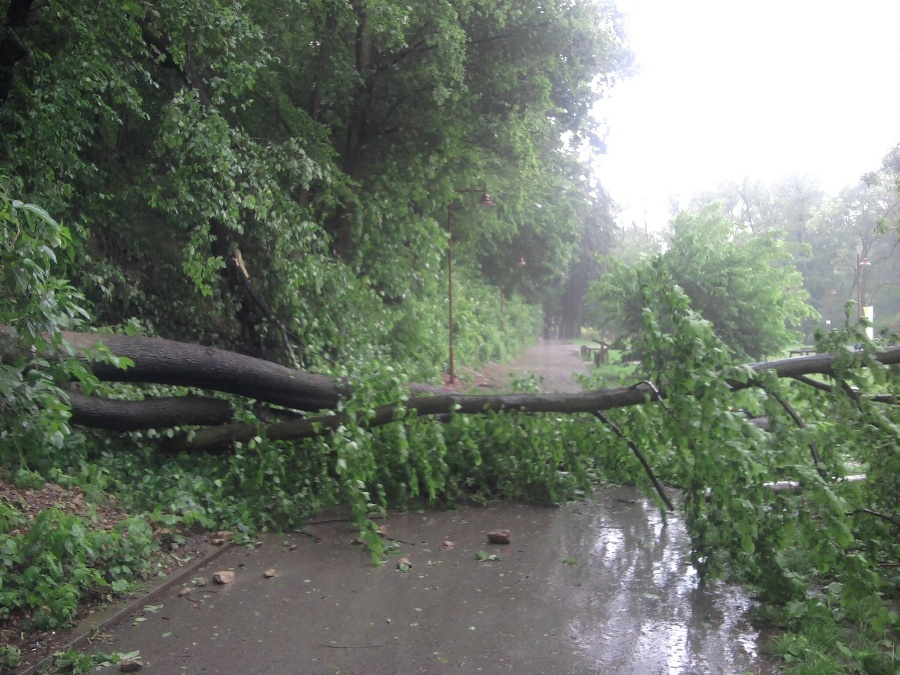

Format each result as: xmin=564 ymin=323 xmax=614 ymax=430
xmin=447 ymin=185 xmax=494 ymax=383
xmin=855 ymin=253 xmax=871 ymax=319
xmin=518 ymin=256 xmax=526 ymax=297
xmin=499 ymin=261 xmax=504 ymax=332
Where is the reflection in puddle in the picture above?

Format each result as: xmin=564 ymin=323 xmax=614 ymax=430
xmin=592 ymin=525 xmax=625 ymax=565
xmin=568 ymin=486 xmax=763 ymax=674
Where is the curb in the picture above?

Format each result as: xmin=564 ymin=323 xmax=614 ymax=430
xmin=17 ymin=541 xmax=234 ymax=675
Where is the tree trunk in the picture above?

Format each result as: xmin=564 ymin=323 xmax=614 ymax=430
xmin=68 ymin=392 xmax=233 ymax=431
xmin=168 ymin=347 xmax=900 ymax=452
xmin=57 ymin=331 xmax=350 ymax=411
xmin=4 ymin=328 xmax=898 ymax=448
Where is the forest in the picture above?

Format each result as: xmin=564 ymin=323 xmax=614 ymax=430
xmin=0 ymin=0 xmax=898 ymax=672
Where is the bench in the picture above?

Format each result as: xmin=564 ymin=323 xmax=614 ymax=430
xmin=788 ymin=347 xmax=815 ymax=358
xmin=580 ymin=341 xmax=610 ymax=365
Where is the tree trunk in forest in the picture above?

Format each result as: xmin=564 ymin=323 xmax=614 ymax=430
xmin=558 ymin=273 xmax=585 ymax=339
xmin=330 ymin=0 xmax=374 ymax=260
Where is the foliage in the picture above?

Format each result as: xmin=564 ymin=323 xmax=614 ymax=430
xmin=605 ymin=277 xmax=897 ymax=672
xmin=690 ymin=174 xmax=900 ymax=336
xmin=0 ymin=506 xmax=155 ymax=630
xmin=1 ymin=235 xmax=895 ymax=673
xmin=1 ymin=3 xmax=897 ymax=671
xmin=865 ymin=142 xmax=900 ymax=239
xmin=815 ymin=180 xmax=900 ymax=330
xmin=0 ymin=180 xmax=106 ymax=472
xmin=0 ymin=643 xmax=20 ymax=670
xmin=592 ymin=206 xmax=817 ymax=361
xmin=49 ymin=648 xmax=141 ymax=674
xmin=0 ymin=0 xmax=630 ymax=371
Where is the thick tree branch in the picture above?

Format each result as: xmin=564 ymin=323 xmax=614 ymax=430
xmin=227 ymin=250 xmax=302 ymax=368
xmin=163 ymin=386 xmax=658 ymax=453
xmin=4 ymin=329 xmax=898 ymax=447
xmin=54 ymin=330 xmax=351 ymax=411
xmin=168 ymin=345 xmax=900 ymax=452
xmin=68 ymin=392 xmax=232 ymax=431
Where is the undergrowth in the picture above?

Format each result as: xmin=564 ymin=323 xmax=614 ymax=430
xmin=0 ymin=504 xmax=154 ymax=632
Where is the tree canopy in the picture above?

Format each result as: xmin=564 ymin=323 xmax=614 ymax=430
xmin=687 ymin=173 xmax=900 ymax=335
xmin=590 ymin=206 xmax=817 ymax=361
xmin=0 ymin=0 xmax=631 ymax=377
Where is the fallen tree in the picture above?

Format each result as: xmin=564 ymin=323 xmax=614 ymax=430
xmin=3 ymin=330 xmax=897 ymax=451
xmin=67 ymin=391 xmax=234 ymax=432
xmin=60 ymin=331 xmax=351 ymax=411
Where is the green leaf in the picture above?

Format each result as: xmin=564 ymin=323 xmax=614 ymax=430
xmin=740 ymin=535 xmax=755 ymax=554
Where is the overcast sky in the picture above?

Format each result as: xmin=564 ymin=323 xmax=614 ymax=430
xmin=592 ymin=0 xmax=900 ymax=229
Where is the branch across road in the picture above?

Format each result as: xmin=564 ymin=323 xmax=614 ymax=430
xmin=3 ymin=329 xmax=898 ymax=448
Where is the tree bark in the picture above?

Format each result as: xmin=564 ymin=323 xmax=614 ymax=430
xmin=68 ymin=392 xmax=233 ymax=431
xmin=165 ymin=346 xmax=900 ymax=453
xmin=56 ymin=331 xmax=350 ymax=411
xmin=4 ymin=328 xmax=897 ymax=447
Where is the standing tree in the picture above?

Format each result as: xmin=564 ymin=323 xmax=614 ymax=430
xmin=591 ymin=206 xmax=817 ymax=361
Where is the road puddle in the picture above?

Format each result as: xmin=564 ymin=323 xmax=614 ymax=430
xmin=556 ymin=486 xmax=768 ymax=673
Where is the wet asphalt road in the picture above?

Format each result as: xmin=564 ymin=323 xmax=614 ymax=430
xmin=479 ymin=339 xmax=589 ymax=394
xmin=92 ymin=489 xmax=767 ymax=674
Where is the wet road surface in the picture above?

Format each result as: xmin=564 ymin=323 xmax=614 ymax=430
xmin=479 ymin=339 xmax=589 ymax=394
xmin=92 ymin=488 xmax=768 ymax=674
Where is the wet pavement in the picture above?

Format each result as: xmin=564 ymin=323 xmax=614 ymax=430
xmin=91 ymin=489 xmax=767 ymax=674
xmin=479 ymin=339 xmax=589 ymax=394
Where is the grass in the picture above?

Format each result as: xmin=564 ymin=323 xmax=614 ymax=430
xmin=756 ymin=601 xmax=898 ymax=675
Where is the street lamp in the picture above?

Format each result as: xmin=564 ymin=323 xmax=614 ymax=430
xmin=855 ymin=253 xmax=871 ymax=319
xmin=447 ymin=184 xmax=494 ymax=384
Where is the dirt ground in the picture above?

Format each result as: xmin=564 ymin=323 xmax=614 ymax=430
xmin=0 ymin=474 xmax=220 ymax=673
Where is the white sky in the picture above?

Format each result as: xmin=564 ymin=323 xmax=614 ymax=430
xmin=592 ymin=0 xmax=900 ymax=229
